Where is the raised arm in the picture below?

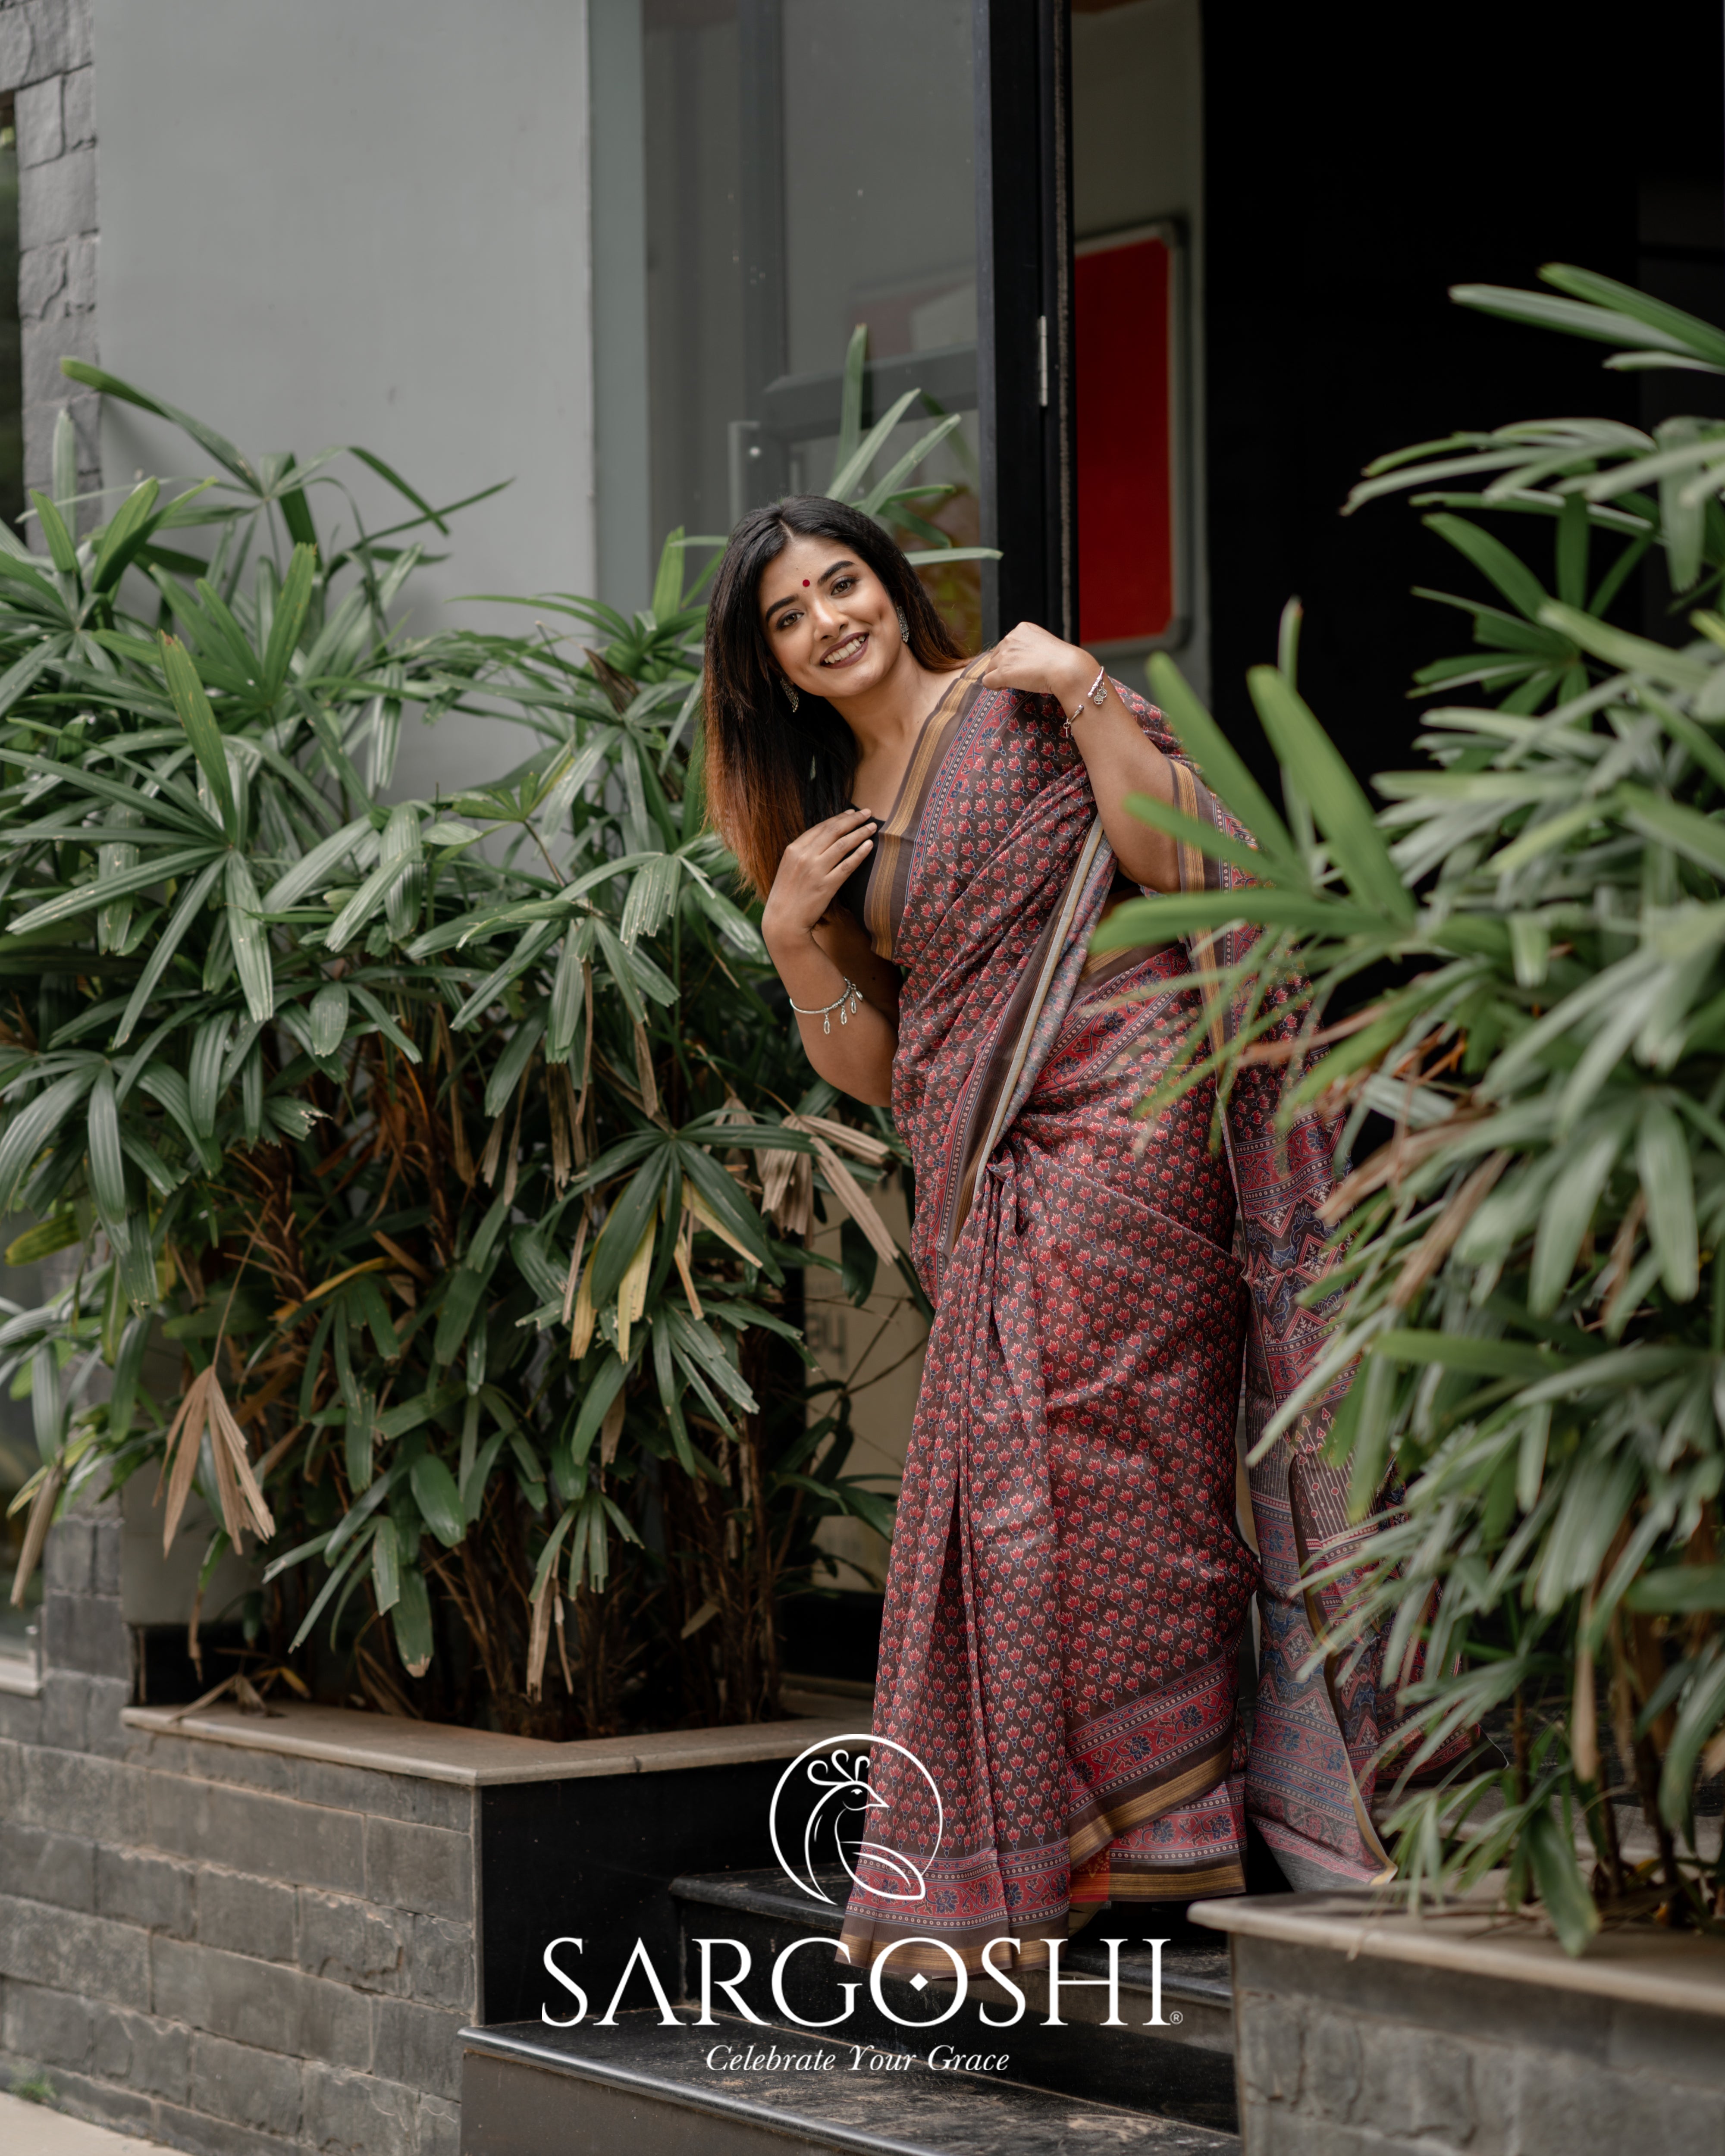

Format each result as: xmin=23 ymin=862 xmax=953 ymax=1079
xmin=761 ymin=807 xmax=899 ymax=1107
xmin=982 ymin=624 xmax=1180 ymax=892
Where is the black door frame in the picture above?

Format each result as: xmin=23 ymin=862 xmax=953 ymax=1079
xmin=732 ymin=0 xmax=1075 ymax=646
xmin=975 ymin=0 xmax=1076 ymax=646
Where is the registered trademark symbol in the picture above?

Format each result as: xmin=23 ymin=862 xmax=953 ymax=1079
xmin=1169 ymin=2011 xmax=1183 ymax=2024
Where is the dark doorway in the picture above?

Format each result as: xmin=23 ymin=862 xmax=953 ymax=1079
xmin=1199 ymin=2 xmax=1719 ymax=792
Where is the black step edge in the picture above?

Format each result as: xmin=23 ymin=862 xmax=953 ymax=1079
xmin=459 ymin=2011 xmax=1241 ymax=2155
xmin=669 ymin=1870 xmax=1234 ymax=2009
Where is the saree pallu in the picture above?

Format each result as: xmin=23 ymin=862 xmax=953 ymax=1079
xmin=837 ymin=670 xmax=1406 ymax=1978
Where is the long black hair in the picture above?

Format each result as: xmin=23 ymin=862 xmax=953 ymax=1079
xmin=702 ymin=495 xmax=967 ymax=899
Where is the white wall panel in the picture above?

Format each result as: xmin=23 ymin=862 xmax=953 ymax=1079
xmin=92 ymin=0 xmax=595 ymax=801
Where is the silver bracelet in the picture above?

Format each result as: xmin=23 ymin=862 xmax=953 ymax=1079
xmin=789 ymin=978 xmax=863 ymax=1035
xmin=1062 ymin=662 xmax=1109 ymax=740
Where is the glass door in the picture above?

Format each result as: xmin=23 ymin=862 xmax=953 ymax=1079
xmin=640 ymin=0 xmax=982 ymax=643
xmin=599 ymin=0 xmax=1075 ymax=648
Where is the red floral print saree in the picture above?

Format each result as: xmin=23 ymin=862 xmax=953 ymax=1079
xmin=835 ymin=663 xmax=1402 ymax=1977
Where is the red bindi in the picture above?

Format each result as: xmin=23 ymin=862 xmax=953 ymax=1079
xmin=802 ymin=579 xmax=810 ymax=586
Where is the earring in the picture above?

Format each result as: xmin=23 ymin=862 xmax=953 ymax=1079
xmin=781 ymin=676 xmax=800 ymax=712
xmin=897 ymin=607 xmax=911 ymax=645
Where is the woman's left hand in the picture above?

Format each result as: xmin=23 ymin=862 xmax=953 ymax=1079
xmin=981 ymin=622 xmax=1098 ymax=718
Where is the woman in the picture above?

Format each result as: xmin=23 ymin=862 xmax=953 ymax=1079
xmin=703 ymin=497 xmax=1399 ymax=1973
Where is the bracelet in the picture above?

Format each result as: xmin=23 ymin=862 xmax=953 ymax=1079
xmin=789 ymin=978 xmax=863 ymax=1035
xmin=1062 ymin=663 xmax=1109 ymax=741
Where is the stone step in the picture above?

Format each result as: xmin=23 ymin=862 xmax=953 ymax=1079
xmin=459 ymin=2010 xmax=1242 ymax=2155
xmin=669 ymin=1870 xmax=1238 ymax=2133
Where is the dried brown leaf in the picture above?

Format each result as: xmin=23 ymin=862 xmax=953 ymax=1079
xmin=478 ymin=1109 xmax=506 ymax=1188
xmin=553 ymin=1585 xmax=573 ymax=1694
xmin=501 ymin=1059 xmax=530 ymax=1207
xmin=548 ymin=1063 xmax=572 ymax=1191
xmin=526 ymin=1570 xmax=554 ymax=1702
xmin=800 ymin=1128 xmax=899 ymax=1267
xmin=1600 ymin=1190 xmax=1648 ymax=1332
xmin=562 ymin=1206 xmax=592 ymax=1326
xmin=796 ymin=1112 xmax=893 ymax=1166
xmin=160 ymin=1368 xmax=213 ymax=1557
xmin=632 ymin=1018 xmax=659 ymax=1121
xmin=615 ymin=1217 xmax=655 ymax=1362
xmin=373 ymin=1230 xmax=430 ymax=1283
xmin=9 ymin=1459 xmax=66 ymax=1608
xmin=1389 ymin=1152 xmax=1509 ymax=1309
xmin=206 ymin=1403 xmax=246 ymax=1547
xmin=209 ymin=1373 xmax=275 ymax=1542
xmin=673 ymin=1209 xmax=704 ymax=1321
xmin=1319 ymin=1111 xmax=1490 ymax=1226
xmin=569 ymin=1248 xmax=597 ymax=1361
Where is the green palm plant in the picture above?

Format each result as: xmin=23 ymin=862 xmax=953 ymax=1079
xmin=1101 ymin=267 xmax=1725 ymax=1949
xmin=0 ymin=347 xmax=959 ymax=1736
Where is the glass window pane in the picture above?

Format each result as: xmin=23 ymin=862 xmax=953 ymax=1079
xmin=779 ymin=0 xmax=974 ymax=381
xmin=639 ymin=0 xmax=979 ymax=644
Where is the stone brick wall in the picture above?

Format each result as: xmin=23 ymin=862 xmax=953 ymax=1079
xmin=1 ymin=0 xmax=98 ymax=514
xmin=1233 ymin=1932 xmax=1725 ymax=2156
xmin=34 ymin=1487 xmax=129 ymax=1758
xmin=0 ymin=1639 xmax=476 ymax=2155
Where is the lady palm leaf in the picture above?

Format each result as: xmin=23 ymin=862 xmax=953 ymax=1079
xmin=1120 ymin=266 xmax=1725 ymax=1949
xmin=0 ymin=359 xmax=923 ymax=1744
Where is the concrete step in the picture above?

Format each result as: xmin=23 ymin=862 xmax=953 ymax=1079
xmin=459 ymin=2011 xmax=1241 ymax=2155
xmin=669 ymin=1870 xmax=1238 ymax=2133
xmin=0 ymin=2091 xmax=169 ymax=2155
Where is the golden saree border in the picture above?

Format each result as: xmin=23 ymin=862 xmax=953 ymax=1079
xmin=1086 ymin=1856 xmax=1248 ymax=1902
xmin=1063 ymin=1649 xmax=1241 ymax=1868
xmin=861 ymin=654 xmax=991 ymax=961
xmin=1066 ymin=1743 xmax=1233 ymax=1871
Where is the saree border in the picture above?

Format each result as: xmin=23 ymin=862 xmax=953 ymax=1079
xmin=861 ymin=655 xmax=991 ymax=960
xmin=939 ymin=816 xmax=1107 ymax=1262
xmin=1064 ymin=1650 xmax=1241 ymax=1869
xmin=947 ymin=747 xmax=1215 ymax=1260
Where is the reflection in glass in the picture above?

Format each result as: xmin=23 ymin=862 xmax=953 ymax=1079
xmin=641 ymin=0 xmax=980 ymax=646
xmin=779 ymin=1 xmax=974 ymax=381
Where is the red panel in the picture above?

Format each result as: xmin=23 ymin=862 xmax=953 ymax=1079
xmin=1076 ymin=235 xmax=1173 ymax=646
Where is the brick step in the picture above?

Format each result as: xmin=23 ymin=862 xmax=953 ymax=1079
xmin=669 ymin=1871 xmax=1237 ymax=2133
xmin=459 ymin=2010 xmax=1241 ymax=2155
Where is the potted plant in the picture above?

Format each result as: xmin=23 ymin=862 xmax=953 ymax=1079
xmin=2 ymin=342 xmax=983 ymax=1740
xmin=1082 ymin=266 xmax=1725 ymax=2150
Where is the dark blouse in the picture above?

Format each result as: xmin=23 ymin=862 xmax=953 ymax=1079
xmin=823 ymin=655 xmax=1157 ymax=992
xmin=829 ymin=658 xmax=989 ymax=960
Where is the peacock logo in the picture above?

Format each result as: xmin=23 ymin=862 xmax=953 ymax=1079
xmin=767 ymin=1733 xmax=943 ymax=1907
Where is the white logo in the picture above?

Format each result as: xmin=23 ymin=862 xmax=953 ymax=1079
xmin=767 ymin=1733 xmax=943 ymax=1908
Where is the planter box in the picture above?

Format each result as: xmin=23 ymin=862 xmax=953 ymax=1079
xmin=0 ymin=1564 xmax=854 ymax=2156
xmin=1193 ymin=1890 xmax=1725 ymax=2156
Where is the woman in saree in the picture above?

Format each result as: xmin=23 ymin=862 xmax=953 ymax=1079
xmin=703 ymin=496 xmax=1401 ymax=1974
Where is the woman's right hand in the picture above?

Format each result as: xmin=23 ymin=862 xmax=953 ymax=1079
xmin=761 ymin=808 xmax=877 ymax=954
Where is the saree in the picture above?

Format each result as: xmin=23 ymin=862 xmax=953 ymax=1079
xmin=835 ymin=664 xmax=1404 ymax=1978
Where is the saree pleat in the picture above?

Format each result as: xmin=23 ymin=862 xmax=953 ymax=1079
xmin=835 ymin=675 xmax=1402 ymax=1976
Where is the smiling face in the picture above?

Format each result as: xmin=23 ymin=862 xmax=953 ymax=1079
xmin=758 ymin=531 xmax=909 ymax=705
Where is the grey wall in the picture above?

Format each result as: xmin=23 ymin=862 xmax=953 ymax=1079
xmin=0 ymin=0 xmax=100 ymax=517
xmin=588 ymin=0 xmax=651 ymax=617
xmin=0 ymin=1648 xmax=476 ymax=2155
xmin=89 ymin=0 xmax=596 ymax=803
